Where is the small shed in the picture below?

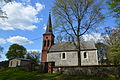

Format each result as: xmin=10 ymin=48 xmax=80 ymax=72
xmin=9 ymin=58 xmax=35 ymax=71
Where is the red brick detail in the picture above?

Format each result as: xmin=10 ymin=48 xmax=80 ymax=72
xmin=48 ymin=62 xmax=55 ymax=73
xmin=41 ymin=33 xmax=54 ymax=62
xmin=41 ymin=50 xmax=47 ymax=62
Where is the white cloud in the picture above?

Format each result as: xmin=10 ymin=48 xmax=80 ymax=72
xmin=0 ymin=0 xmax=6 ymax=7
xmin=7 ymin=36 xmax=33 ymax=45
xmin=36 ymin=3 xmax=45 ymax=11
xmin=0 ymin=53 xmax=7 ymax=61
xmin=27 ymin=49 xmax=41 ymax=52
xmin=22 ymin=0 xmax=31 ymax=2
xmin=82 ymin=33 xmax=108 ymax=43
xmin=0 ymin=1 xmax=45 ymax=30
xmin=0 ymin=38 xmax=6 ymax=44
xmin=43 ymin=24 xmax=47 ymax=30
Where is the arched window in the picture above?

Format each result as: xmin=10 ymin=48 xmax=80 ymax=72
xmin=84 ymin=52 xmax=87 ymax=58
xmin=61 ymin=53 xmax=66 ymax=60
xmin=44 ymin=40 xmax=46 ymax=47
xmin=47 ymin=40 xmax=49 ymax=47
xmin=62 ymin=53 xmax=65 ymax=59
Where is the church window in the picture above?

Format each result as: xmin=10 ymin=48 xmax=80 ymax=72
xmin=84 ymin=52 xmax=88 ymax=59
xmin=61 ymin=53 xmax=66 ymax=60
xmin=63 ymin=53 xmax=65 ymax=59
xmin=44 ymin=40 xmax=46 ymax=47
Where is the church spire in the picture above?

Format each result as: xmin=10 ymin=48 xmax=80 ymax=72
xmin=41 ymin=12 xmax=54 ymax=62
xmin=45 ymin=12 xmax=52 ymax=33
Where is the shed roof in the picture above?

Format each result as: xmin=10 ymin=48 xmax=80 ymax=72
xmin=10 ymin=58 xmax=31 ymax=61
xmin=49 ymin=41 xmax=97 ymax=52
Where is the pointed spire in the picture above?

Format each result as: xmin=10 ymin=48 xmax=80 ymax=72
xmin=45 ymin=12 xmax=53 ymax=33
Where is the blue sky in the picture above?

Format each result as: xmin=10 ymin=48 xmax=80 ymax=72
xmin=0 ymin=0 xmax=116 ymax=61
xmin=0 ymin=0 xmax=55 ymax=61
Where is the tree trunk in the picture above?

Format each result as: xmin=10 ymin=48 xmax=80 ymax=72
xmin=77 ymin=36 xmax=81 ymax=66
xmin=78 ymin=50 xmax=81 ymax=66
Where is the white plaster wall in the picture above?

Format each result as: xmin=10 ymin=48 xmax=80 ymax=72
xmin=9 ymin=59 xmax=21 ymax=67
xmin=47 ymin=51 xmax=78 ymax=66
xmin=47 ymin=50 xmax=98 ymax=66
xmin=81 ymin=50 xmax=98 ymax=65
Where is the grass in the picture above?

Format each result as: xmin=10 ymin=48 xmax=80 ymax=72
xmin=0 ymin=67 xmax=120 ymax=80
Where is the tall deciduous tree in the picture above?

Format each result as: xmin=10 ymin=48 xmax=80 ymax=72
xmin=101 ymin=26 xmax=120 ymax=65
xmin=108 ymin=0 xmax=120 ymax=18
xmin=108 ymin=27 xmax=120 ymax=64
xmin=52 ymin=0 xmax=105 ymax=65
xmin=26 ymin=53 xmax=40 ymax=65
xmin=95 ymin=42 xmax=107 ymax=65
xmin=109 ymin=41 xmax=120 ymax=65
xmin=6 ymin=44 xmax=27 ymax=59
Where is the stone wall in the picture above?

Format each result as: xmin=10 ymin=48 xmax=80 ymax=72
xmin=47 ymin=51 xmax=78 ymax=66
xmin=47 ymin=50 xmax=98 ymax=66
xmin=0 ymin=61 xmax=9 ymax=69
xmin=53 ymin=65 xmax=120 ymax=77
xmin=81 ymin=50 xmax=98 ymax=65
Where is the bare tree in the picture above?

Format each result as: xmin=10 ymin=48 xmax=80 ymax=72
xmin=52 ymin=0 xmax=105 ymax=66
xmin=104 ymin=27 xmax=120 ymax=64
xmin=55 ymin=35 xmax=63 ymax=43
xmin=102 ymin=26 xmax=120 ymax=45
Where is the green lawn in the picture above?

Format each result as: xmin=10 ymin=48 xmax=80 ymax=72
xmin=0 ymin=67 xmax=120 ymax=80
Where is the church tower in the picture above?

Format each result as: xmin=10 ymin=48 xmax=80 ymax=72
xmin=41 ymin=12 xmax=54 ymax=62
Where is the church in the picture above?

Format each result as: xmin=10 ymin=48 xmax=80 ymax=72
xmin=41 ymin=13 xmax=98 ymax=66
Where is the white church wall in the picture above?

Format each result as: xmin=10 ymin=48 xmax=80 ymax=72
xmin=81 ymin=50 xmax=98 ymax=65
xmin=47 ymin=50 xmax=98 ymax=66
xmin=47 ymin=51 xmax=78 ymax=66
